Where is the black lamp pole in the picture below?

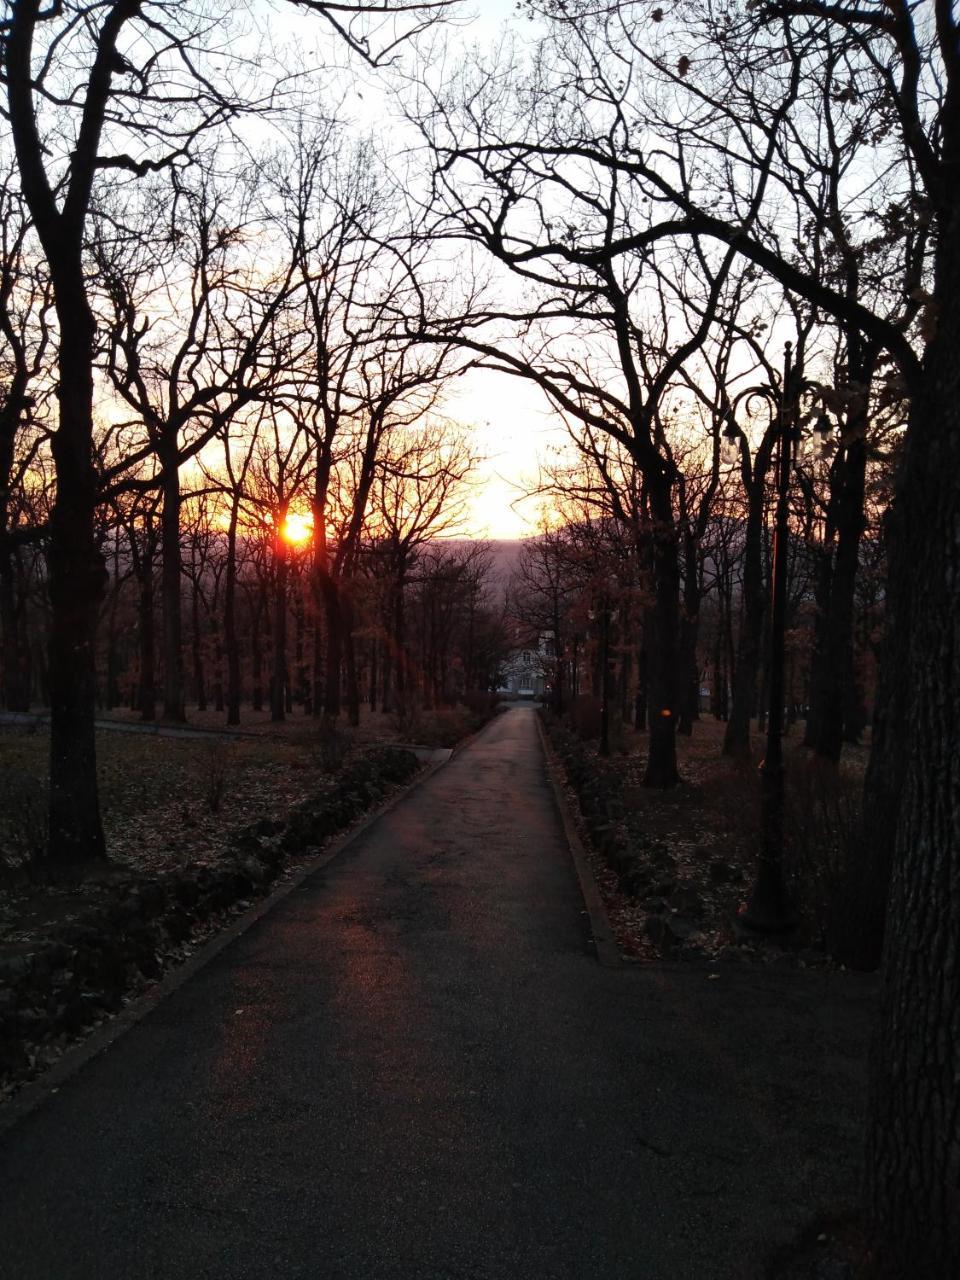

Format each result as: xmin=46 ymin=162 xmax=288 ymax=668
xmin=741 ymin=341 xmax=797 ymax=933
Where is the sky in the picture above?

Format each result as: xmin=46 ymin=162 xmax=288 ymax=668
xmin=261 ymin=0 xmax=565 ymax=542
xmin=444 ymin=368 xmax=569 ymax=541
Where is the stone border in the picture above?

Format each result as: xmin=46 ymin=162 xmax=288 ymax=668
xmin=0 ymin=747 xmax=440 ymax=1116
xmin=536 ymin=714 xmax=621 ymax=969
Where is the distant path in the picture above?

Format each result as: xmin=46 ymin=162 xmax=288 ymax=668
xmin=0 ymin=707 xmax=873 ymax=1279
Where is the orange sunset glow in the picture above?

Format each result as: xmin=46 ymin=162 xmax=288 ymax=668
xmin=282 ymin=511 xmax=314 ymax=545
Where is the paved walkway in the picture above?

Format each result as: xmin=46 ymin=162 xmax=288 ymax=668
xmin=0 ymin=707 xmax=873 ymax=1279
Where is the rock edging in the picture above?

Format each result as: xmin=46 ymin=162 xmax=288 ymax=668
xmin=0 ymin=745 xmax=420 ymax=1091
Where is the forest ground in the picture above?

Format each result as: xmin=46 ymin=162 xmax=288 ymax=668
xmin=548 ymin=712 xmax=870 ymax=969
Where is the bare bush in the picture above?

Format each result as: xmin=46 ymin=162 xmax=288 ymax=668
xmin=783 ymin=759 xmax=865 ymax=958
xmin=0 ymin=763 xmax=47 ymax=880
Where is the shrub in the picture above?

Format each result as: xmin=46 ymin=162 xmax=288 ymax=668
xmin=201 ymin=744 xmax=233 ymax=814
xmin=783 ymin=758 xmax=866 ymax=961
xmin=569 ymin=694 xmax=602 ymax=740
xmin=391 ymin=688 xmax=423 ymax=741
xmin=0 ymin=763 xmax=46 ymax=880
xmin=308 ymin=724 xmax=348 ymax=774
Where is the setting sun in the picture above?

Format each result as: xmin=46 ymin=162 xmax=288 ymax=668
xmin=281 ymin=511 xmax=313 ymax=545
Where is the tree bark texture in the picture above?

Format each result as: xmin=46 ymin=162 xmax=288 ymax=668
xmin=46 ymin=291 xmax=107 ymax=865
xmin=866 ymin=237 xmax=960 ymax=1277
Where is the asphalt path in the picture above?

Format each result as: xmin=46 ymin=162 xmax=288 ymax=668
xmin=0 ymin=706 xmax=873 ymax=1280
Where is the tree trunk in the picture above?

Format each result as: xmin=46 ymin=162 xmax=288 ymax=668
xmin=294 ymin=588 xmax=307 ymax=711
xmin=634 ymin=637 xmax=647 ymax=730
xmin=724 ymin=500 xmax=766 ymax=758
xmin=343 ymin=591 xmax=360 ymax=727
xmin=191 ymin=572 xmax=206 ymax=713
xmin=0 ymin=544 xmax=29 ymax=711
xmin=45 ymin=290 xmax=107 ymax=867
xmin=806 ymin=437 xmax=868 ymax=762
xmin=369 ymin=635 xmax=378 ymax=714
xmin=251 ymin=618 xmax=264 ymax=712
xmin=270 ymin=536 xmax=287 ymax=723
xmin=802 ymin=538 xmax=832 ymax=750
xmin=866 ymin=282 xmax=960 ymax=1275
xmin=320 ymin=573 xmax=342 ymax=723
xmin=643 ymin=509 xmax=680 ymax=788
xmin=676 ymin=524 xmax=702 ymax=736
xmin=160 ymin=445 xmax=185 ymax=721
xmin=225 ymin=506 xmax=241 ymax=732
xmin=137 ymin=562 xmax=156 ymax=722
xmin=312 ymin=606 xmax=324 ymax=718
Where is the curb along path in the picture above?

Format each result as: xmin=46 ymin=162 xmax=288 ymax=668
xmin=0 ymin=706 xmax=874 ymax=1280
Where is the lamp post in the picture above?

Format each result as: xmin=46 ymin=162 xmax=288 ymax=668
xmin=722 ymin=342 xmax=833 ymax=933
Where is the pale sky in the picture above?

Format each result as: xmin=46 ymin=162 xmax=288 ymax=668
xmin=258 ymin=0 xmax=562 ymax=541
xmin=444 ymin=368 xmax=569 ymax=540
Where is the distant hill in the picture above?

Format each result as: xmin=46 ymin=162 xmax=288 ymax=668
xmin=436 ymin=537 xmax=529 ymax=592
xmin=485 ymin=539 xmax=527 ymax=588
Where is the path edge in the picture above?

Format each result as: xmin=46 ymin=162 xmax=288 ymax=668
xmin=0 ymin=750 xmax=451 ymax=1140
xmin=535 ymin=713 xmax=622 ymax=969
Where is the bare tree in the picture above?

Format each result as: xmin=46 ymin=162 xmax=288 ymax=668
xmin=95 ymin=161 xmax=305 ymax=721
xmin=0 ymin=169 xmax=50 ymax=711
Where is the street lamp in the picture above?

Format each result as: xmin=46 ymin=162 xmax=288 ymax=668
xmin=722 ymin=342 xmax=833 ymax=933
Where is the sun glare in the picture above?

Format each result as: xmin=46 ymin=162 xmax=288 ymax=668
xmin=282 ymin=511 xmax=313 ymax=545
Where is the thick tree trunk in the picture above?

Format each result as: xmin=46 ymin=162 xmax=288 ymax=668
xmin=0 ymin=545 xmax=29 ymax=711
xmin=45 ymin=295 xmax=107 ymax=867
xmin=866 ymin=302 xmax=960 ymax=1275
xmin=160 ymin=447 xmax=185 ymax=721
xmin=870 ymin=409 xmax=960 ymax=1269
